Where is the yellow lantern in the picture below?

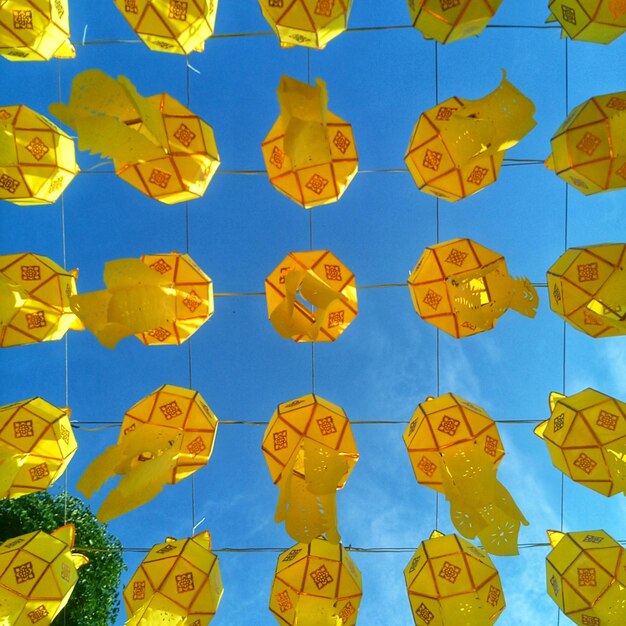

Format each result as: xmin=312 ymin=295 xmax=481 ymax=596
xmin=407 ymin=238 xmax=538 ymax=338
xmin=0 ymin=105 xmax=79 ymax=205
xmin=262 ymin=394 xmax=359 ymax=544
xmin=262 ymin=76 xmax=358 ymax=208
xmin=535 ymin=389 xmax=626 ymax=497
xmin=0 ymin=0 xmax=74 ymax=61
xmin=405 ymin=530 xmax=505 ymax=625
xmin=49 ymin=70 xmax=220 ymax=204
xmin=70 ymin=252 xmax=214 ymax=349
xmin=547 ymin=243 xmax=626 ymax=337
xmin=259 ymin=0 xmax=353 ymax=49
xmin=77 ymin=384 xmax=218 ymax=522
xmin=405 ymin=71 xmax=536 ymax=202
xmin=124 ymin=532 xmax=223 ymax=625
xmin=546 ymin=529 xmax=626 ymax=626
xmin=546 ymin=1 xmax=626 ymax=44
xmin=407 ymin=0 xmax=504 ymax=44
xmin=403 ymin=394 xmax=528 ymax=556
xmin=545 ymin=91 xmax=626 ymax=195
xmin=270 ymin=537 xmax=362 ymax=626
xmin=0 ymin=525 xmax=88 ymax=625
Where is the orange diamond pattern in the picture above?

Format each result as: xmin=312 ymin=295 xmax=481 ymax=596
xmin=26 ymin=138 xmax=49 ymax=161
xmin=576 ymin=132 xmax=601 ymax=156
xmin=174 ymin=123 xmax=196 ymax=147
xmin=310 ymin=564 xmax=334 ymax=589
xmin=437 ymin=415 xmax=460 ymax=436
xmin=160 ymin=401 xmax=183 ymax=420
xmin=29 ymin=463 xmax=50 ymax=481
xmin=423 ymin=149 xmax=442 ymax=171
xmin=416 ymin=602 xmax=435 ymax=624
xmin=328 ymin=310 xmax=345 ymax=328
xmin=417 ymin=456 xmax=437 ymax=477
xmin=306 ymin=173 xmax=329 ymax=195
xmin=423 ymin=289 xmax=442 ymax=310
xmin=578 ymin=568 xmax=597 ymax=587
xmin=438 ymin=561 xmax=461 ymax=583
xmin=577 ymin=263 xmax=599 ymax=282
xmin=574 ymin=453 xmax=597 ymax=474
xmin=276 ymin=589 xmax=292 ymax=612
xmin=445 ymin=248 xmax=467 ymax=266
xmin=13 ymin=420 xmax=34 ymax=438
xmin=596 ymin=410 xmax=619 ymax=431
xmin=317 ymin=416 xmax=337 ymax=435
xmin=269 ymin=146 xmax=285 ymax=169
xmin=273 ymin=430 xmax=288 ymax=450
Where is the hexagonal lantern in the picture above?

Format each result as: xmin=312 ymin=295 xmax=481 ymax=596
xmin=405 ymin=531 xmax=505 ymax=626
xmin=547 ymin=243 xmax=626 ymax=337
xmin=547 ymin=1 xmax=626 ymax=44
xmin=535 ymin=388 xmax=626 ymax=497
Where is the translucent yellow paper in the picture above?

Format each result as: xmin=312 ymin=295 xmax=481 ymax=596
xmin=547 ymin=0 xmax=626 ymax=43
xmin=77 ymin=385 xmax=218 ymax=522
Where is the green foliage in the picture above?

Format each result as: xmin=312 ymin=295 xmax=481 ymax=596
xmin=0 ymin=492 xmax=125 ymax=625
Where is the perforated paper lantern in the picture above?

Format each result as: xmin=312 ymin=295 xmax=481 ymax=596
xmin=545 ymin=91 xmax=626 ymax=195
xmin=77 ymin=384 xmax=218 ymax=522
xmin=0 ymin=397 xmax=77 ymax=499
xmin=545 ymin=529 xmax=626 ymax=626
xmin=124 ymin=532 xmax=223 ymax=626
xmin=403 ymin=394 xmax=528 ymax=556
xmin=547 ymin=243 xmax=626 ymax=337
xmin=407 ymin=238 xmax=538 ymax=338
xmin=0 ymin=105 xmax=78 ymax=205
xmin=262 ymin=394 xmax=359 ymax=544
xmin=70 ymin=252 xmax=214 ymax=348
xmin=405 ymin=531 xmax=505 ymax=625
xmin=262 ymin=76 xmax=358 ymax=208
xmin=547 ymin=1 xmax=626 ymax=44
xmin=270 ymin=537 xmax=362 ymax=626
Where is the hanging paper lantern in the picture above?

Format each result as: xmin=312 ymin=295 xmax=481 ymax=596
xmin=270 ymin=537 xmax=362 ymax=626
xmin=405 ymin=71 xmax=536 ymax=201
xmin=547 ymin=243 xmax=626 ymax=337
xmin=546 ymin=1 xmax=626 ymax=44
xmin=535 ymin=388 xmax=626 ymax=497
xmin=262 ymin=76 xmax=358 ymax=208
xmin=545 ymin=91 xmax=626 ymax=195
xmin=405 ymin=530 xmax=505 ymax=625
xmin=77 ymin=384 xmax=218 ymax=522
xmin=124 ymin=531 xmax=223 ymax=625
xmin=403 ymin=394 xmax=528 ymax=556
xmin=407 ymin=238 xmax=538 ymax=338
xmin=407 ymin=0 xmax=504 ymax=44
xmin=545 ymin=529 xmax=626 ymax=626
xmin=259 ymin=0 xmax=353 ymax=49
xmin=49 ymin=70 xmax=220 ymax=204
xmin=70 ymin=252 xmax=213 ymax=349
xmin=262 ymin=394 xmax=359 ymax=544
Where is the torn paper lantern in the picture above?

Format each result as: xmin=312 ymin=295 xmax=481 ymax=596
xmin=405 ymin=531 xmax=505 ymax=626
xmin=265 ymin=250 xmax=358 ymax=342
xmin=535 ymin=388 xmax=626 ymax=497
xmin=262 ymin=76 xmax=358 ymax=208
xmin=70 ymin=252 xmax=213 ymax=348
xmin=262 ymin=394 xmax=359 ymax=544
xmin=403 ymin=394 xmax=528 ymax=556
xmin=0 ymin=252 xmax=82 ymax=347
xmin=407 ymin=238 xmax=538 ymax=338
xmin=546 ymin=1 xmax=626 ymax=44
xmin=545 ymin=91 xmax=626 ymax=194
xmin=113 ymin=0 xmax=219 ymax=54
xmin=270 ymin=537 xmax=362 ymax=626
xmin=547 ymin=243 xmax=626 ymax=337
xmin=0 ymin=105 xmax=79 ymax=205
xmin=124 ymin=532 xmax=223 ymax=626
xmin=405 ymin=70 xmax=536 ymax=201
xmin=546 ymin=529 xmax=626 ymax=626
xmin=0 ymin=397 xmax=77 ymax=499
xmin=49 ymin=70 xmax=220 ymax=204
xmin=407 ymin=0 xmax=504 ymax=44
xmin=259 ymin=0 xmax=353 ymax=49
xmin=0 ymin=0 xmax=75 ymax=61
xmin=77 ymin=384 xmax=218 ymax=522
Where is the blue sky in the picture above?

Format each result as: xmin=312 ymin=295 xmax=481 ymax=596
xmin=2 ymin=1 xmax=626 ymax=625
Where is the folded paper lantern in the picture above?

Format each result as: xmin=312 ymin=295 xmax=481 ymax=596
xmin=113 ymin=0 xmax=219 ymax=54
xmin=405 ymin=530 xmax=505 ymax=625
xmin=262 ymin=394 xmax=359 ymax=544
xmin=265 ymin=250 xmax=358 ymax=342
xmin=0 ymin=105 xmax=79 ymax=205
xmin=49 ymin=70 xmax=220 ymax=204
xmin=0 ymin=0 xmax=75 ymax=61
xmin=545 ymin=91 xmax=626 ymax=194
xmin=403 ymin=394 xmax=528 ymax=556
xmin=407 ymin=238 xmax=538 ymax=338
xmin=70 ymin=252 xmax=213 ymax=348
xmin=259 ymin=0 xmax=353 ymax=49
xmin=262 ymin=76 xmax=358 ymax=208
xmin=77 ymin=384 xmax=218 ymax=522
xmin=546 ymin=1 xmax=626 ymax=44
xmin=405 ymin=71 xmax=536 ymax=201
xmin=547 ymin=243 xmax=626 ymax=337
xmin=535 ymin=389 xmax=626 ymax=496
xmin=270 ymin=537 xmax=362 ymax=626
xmin=546 ymin=529 xmax=626 ymax=626
xmin=124 ymin=532 xmax=223 ymax=626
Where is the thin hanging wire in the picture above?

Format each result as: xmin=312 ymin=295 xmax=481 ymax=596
xmin=306 ymin=48 xmax=316 ymax=395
